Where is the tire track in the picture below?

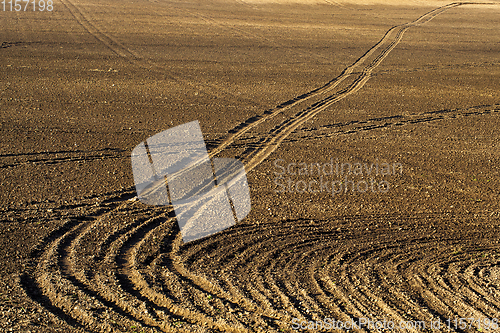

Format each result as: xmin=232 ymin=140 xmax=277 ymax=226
xmin=140 ymin=2 xmax=476 ymax=199
xmin=60 ymin=0 xmax=139 ymax=59
xmin=239 ymin=2 xmax=464 ymax=172
xmin=209 ymin=2 xmax=463 ymax=167
xmin=58 ymin=0 xmax=304 ymax=109
xmin=284 ymin=104 xmax=500 ymax=143
xmin=202 ymin=102 xmax=500 ymax=148
xmin=0 ymin=148 xmax=128 ymax=169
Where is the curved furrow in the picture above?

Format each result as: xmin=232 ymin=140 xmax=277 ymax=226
xmin=169 ymin=232 xmax=286 ymax=331
xmin=345 ymin=244 xmax=439 ymax=332
xmin=424 ymin=257 xmax=489 ymax=318
xmin=320 ymin=251 xmax=372 ymax=327
xmin=91 ymin=211 xmax=199 ymax=332
xmin=121 ymin=215 xmax=254 ymax=332
xmin=206 ymin=242 xmax=290 ymax=327
xmin=60 ymin=205 xmax=167 ymax=331
xmin=463 ymin=264 xmax=500 ymax=315
xmin=172 ymin=235 xmax=264 ymax=313
xmin=33 ymin=220 xmax=138 ymax=332
xmin=393 ymin=241 xmax=467 ymax=323
xmin=194 ymin=237 xmax=303 ymax=324
xmin=27 ymin=192 xmax=181 ymax=331
xmin=373 ymin=247 xmax=443 ymax=322
xmin=425 ymin=251 xmax=500 ymax=324
xmin=252 ymin=240 xmax=332 ymax=321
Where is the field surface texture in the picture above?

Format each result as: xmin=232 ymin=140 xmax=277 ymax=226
xmin=1 ymin=0 xmax=500 ymax=332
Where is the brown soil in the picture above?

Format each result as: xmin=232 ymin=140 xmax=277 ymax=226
xmin=1 ymin=0 xmax=500 ymax=332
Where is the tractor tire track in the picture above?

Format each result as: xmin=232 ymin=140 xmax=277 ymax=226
xmin=237 ymin=3 xmax=464 ymax=172
xmin=209 ymin=3 xmax=462 ymax=167
xmin=0 ymin=148 xmax=128 ymax=169
xmin=60 ymin=0 xmax=139 ymax=59
xmin=229 ymin=103 xmax=500 ymax=145
xmin=143 ymin=2 xmax=473 ymax=198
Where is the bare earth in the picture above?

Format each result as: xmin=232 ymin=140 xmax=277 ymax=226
xmin=1 ymin=0 xmax=500 ymax=332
